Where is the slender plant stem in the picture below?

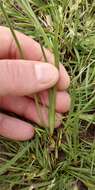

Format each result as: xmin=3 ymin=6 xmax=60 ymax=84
xmin=40 ymin=44 xmax=57 ymax=135
xmin=0 ymin=2 xmax=24 ymax=59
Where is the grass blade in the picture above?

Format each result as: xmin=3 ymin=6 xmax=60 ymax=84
xmin=0 ymin=1 xmax=24 ymax=59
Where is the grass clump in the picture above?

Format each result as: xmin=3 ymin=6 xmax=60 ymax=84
xmin=0 ymin=0 xmax=95 ymax=190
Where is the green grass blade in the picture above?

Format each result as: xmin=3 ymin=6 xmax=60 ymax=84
xmin=0 ymin=142 xmax=32 ymax=175
xmin=0 ymin=2 xmax=24 ymax=59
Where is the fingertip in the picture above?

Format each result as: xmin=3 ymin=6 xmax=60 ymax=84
xmin=41 ymin=49 xmax=70 ymax=90
xmin=0 ymin=113 xmax=35 ymax=141
xmin=22 ymin=124 xmax=35 ymax=141
xmin=56 ymin=91 xmax=71 ymax=113
xmin=14 ymin=121 xmax=35 ymax=141
xmin=57 ymin=64 xmax=70 ymax=90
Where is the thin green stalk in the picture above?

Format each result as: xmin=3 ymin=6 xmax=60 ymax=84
xmin=48 ymin=4 xmax=60 ymax=135
xmin=16 ymin=0 xmax=51 ymax=48
xmin=40 ymin=43 xmax=58 ymax=135
xmin=0 ymin=2 xmax=24 ymax=59
xmin=49 ymin=88 xmax=56 ymax=135
xmin=16 ymin=0 xmax=60 ymax=134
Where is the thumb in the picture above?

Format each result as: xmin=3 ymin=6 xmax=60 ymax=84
xmin=0 ymin=60 xmax=59 ymax=96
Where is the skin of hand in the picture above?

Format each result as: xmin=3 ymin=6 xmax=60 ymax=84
xmin=0 ymin=26 xmax=71 ymax=141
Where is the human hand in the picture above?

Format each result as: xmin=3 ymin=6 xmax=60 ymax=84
xmin=0 ymin=26 xmax=70 ymax=141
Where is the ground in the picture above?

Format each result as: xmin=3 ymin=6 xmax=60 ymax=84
xmin=0 ymin=0 xmax=95 ymax=190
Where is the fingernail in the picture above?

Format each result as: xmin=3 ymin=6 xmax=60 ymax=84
xmin=35 ymin=63 xmax=59 ymax=85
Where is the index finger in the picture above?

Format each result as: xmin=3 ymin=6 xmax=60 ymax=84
xmin=0 ymin=26 xmax=70 ymax=90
